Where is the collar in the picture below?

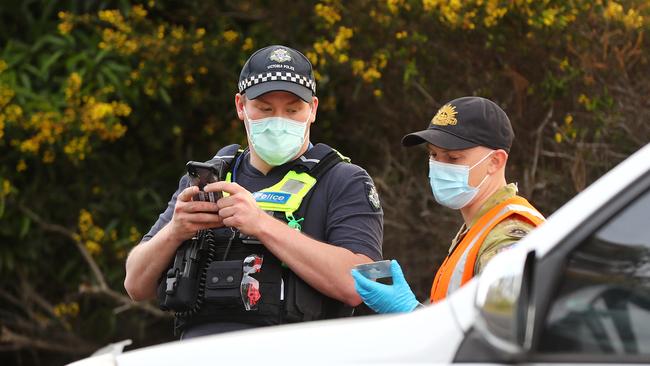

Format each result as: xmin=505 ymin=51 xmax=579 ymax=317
xmin=468 ymin=183 xmax=518 ymax=228
xmin=448 ymin=183 xmax=518 ymax=253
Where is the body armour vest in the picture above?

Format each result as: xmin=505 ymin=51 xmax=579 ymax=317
xmin=430 ymin=196 xmax=545 ymax=303
xmin=157 ymin=144 xmax=352 ymax=334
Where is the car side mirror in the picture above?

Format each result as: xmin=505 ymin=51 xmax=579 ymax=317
xmin=474 ymin=245 xmax=535 ymax=357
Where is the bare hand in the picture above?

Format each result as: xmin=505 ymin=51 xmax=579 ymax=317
xmin=168 ymin=185 xmax=223 ymax=242
xmin=207 ymin=181 xmax=267 ymax=236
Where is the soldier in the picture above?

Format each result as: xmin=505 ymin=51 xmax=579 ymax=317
xmin=352 ymin=96 xmax=544 ymax=313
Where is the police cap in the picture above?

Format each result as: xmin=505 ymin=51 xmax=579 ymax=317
xmin=238 ymin=45 xmax=316 ymax=102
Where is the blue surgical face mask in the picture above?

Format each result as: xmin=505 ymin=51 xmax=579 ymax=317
xmin=243 ymin=106 xmax=311 ymax=166
xmin=428 ymin=151 xmax=493 ymax=210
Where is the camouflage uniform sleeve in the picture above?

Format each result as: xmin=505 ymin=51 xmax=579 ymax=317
xmin=473 ymin=217 xmax=536 ymax=275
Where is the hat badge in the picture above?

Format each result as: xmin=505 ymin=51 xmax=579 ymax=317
xmin=431 ymin=104 xmax=458 ymax=126
xmin=269 ymin=48 xmax=292 ymax=63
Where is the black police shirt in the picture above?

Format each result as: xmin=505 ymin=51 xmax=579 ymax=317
xmin=142 ymin=145 xmax=384 ymax=262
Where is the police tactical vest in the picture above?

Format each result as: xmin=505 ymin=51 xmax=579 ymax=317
xmin=429 ymin=196 xmax=545 ymax=303
xmin=158 ymin=143 xmax=351 ymax=333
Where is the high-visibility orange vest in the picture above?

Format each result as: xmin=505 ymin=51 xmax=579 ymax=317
xmin=430 ymin=196 xmax=544 ymax=303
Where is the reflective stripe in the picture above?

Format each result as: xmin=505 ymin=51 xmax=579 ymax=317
xmin=446 ymin=204 xmax=543 ymax=296
xmin=212 ymin=154 xmax=235 ymax=159
xmin=299 ymin=156 xmax=320 ymax=164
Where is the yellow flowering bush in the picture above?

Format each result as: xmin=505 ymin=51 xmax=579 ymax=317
xmin=1 ymin=1 xmax=648 ymax=363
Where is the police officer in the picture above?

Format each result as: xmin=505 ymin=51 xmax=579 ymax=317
xmin=124 ymin=45 xmax=383 ymax=337
xmin=351 ymin=96 xmax=544 ymax=313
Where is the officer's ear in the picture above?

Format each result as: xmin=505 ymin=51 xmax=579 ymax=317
xmin=308 ymin=96 xmax=318 ymax=124
xmin=488 ymin=149 xmax=508 ymax=174
xmin=235 ymin=93 xmax=246 ymax=121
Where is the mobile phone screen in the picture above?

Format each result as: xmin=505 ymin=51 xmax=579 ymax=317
xmin=186 ymin=161 xmax=222 ymax=202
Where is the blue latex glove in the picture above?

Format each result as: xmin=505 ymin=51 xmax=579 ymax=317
xmin=351 ymin=260 xmax=419 ymax=314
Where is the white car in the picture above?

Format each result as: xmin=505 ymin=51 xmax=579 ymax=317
xmin=70 ymin=144 xmax=650 ymax=366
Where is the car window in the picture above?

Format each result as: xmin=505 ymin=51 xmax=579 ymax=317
xmin=539 ymin=188 xmax=650 ymax=355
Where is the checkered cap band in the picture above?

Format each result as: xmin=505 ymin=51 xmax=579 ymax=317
xmin=238 ymin=71 xmax=316 ymax=94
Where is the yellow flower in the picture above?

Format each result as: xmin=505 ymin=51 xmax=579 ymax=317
xmin=564 ymin=114 xmax=573 ymax=125
xmin=4 ymin=104 xmax=22 ymax=122
xmin=64 ymin=136 xmax=89 ymax=160
xmin=395 ymin=31 xmax=408 ymax=40
xmin=223 ymin=30 xmax=239 ymax=43
xmin=43 ymin=150 xmax=55 ymax=163
xmin=85 ymin=240 xmax=102 ymax=256
xmin=554 ymin=132 xmax=562 ymax=143
xmin=112 ymin=101 xmax=131 ymax=116
xmin=362 ymin=67 xmax=381 ymax=83
xmin=559 ymin=57 xmax=569 ymax=71
xmin=578 ymin=94 xmax=589 ymax=105
xmin=54 ymin=302 xmax=79 ymax=317
xmin=314 ymin=3 xmax=341 ymax=25
xmin=65 ymin=73 xmax=82 ymax=101
xmin=91 ymin=227 xmax=105 ymax=242
xmin=144 ymin=80 xmax=156 ymax=96
xmin=2 ymin=180 xmax=12 ymax=196
xmin=541 ymin=8 xmax=558 ymax=27
xmin=333 ymin=26 xmax=353 ymax=50
xmin=0 ymin=84 xmax=16 ymax=107
xmin=88 ymin=102 xmax=113 ymax=120
xmin=129 ymin=226 xmax=141 ymax=243
xmin=16 ymin=159 xmax=27 ymax=172
xmin=306 ymin=51 xmax=318 ymax=65
xmin=604 ymin=1 xmax=624 ymax=20
xmin=157 ymin=25 xmax=165 ymax=39
xmin=351 ymin=59 xmax=365 ymax=75
xmin=622 ymin=9 xmax=644 ymax=29
xmin=0 ymin=59 xmax=8 ymax=73
xmin=131 ymin=4 xmax=147 ymax=19
xmin=78 ymin=209 xmax=93 ymax=234
xmin=242 ymin=37 xmax=254 ymax=51
xmin=171 ymin=26 xmax=184 ymax=40
xmin=386 ymin=0 xmax=404 ymax=14
xmin=373 ymin=89 xmax=383 ymax=98
xmin=58 ymin=21 xmax=73 ymax=34
xmin=192 ymin=41 xmax=205 ymax=55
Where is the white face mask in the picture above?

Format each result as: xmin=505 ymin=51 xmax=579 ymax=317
xmin=428 ymin=151 xmax=493 ymax=209
xmin=243 ymin=106 xmax=312 ymax=166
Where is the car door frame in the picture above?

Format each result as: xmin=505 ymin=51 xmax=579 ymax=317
xmin=527 ymin=168 xmax=650 ymax=364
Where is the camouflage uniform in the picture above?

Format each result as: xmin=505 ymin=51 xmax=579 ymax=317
xmin=446 ymin=183 xmax=536 ymax=275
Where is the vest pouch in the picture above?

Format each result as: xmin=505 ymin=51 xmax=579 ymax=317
xmin=284 ymin=272 xmax=323 ymax=322
xmin=157 ymin=236 xmax=206 ymax=312
xmin=204 ymin=260 xmax=244 ymax=306
xmin=158 ymin=268 xmax=200 ymax=312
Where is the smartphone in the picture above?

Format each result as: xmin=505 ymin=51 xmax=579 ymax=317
xmin=186 ymin=161 xmax=222 ymax=202
xmin=354 ymin=260 xmax=392 ymax=280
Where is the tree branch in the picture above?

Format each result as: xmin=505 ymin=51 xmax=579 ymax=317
xmin=79 ymin=284 xmax=170 ymax=318
xmin=17 ymin=203 xmax=108 ymax=290
xmin=0 ymin=326 xmax=96 ymax=355
xmin=525 ymin=107 xmax=553 ymax=198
